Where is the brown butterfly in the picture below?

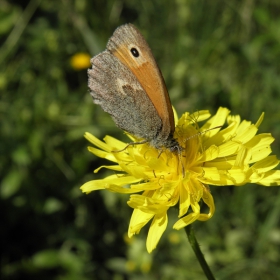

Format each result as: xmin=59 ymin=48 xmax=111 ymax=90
xmin=88 ymin=24 xmax=180 ymax=152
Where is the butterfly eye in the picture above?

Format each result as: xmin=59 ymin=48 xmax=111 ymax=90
xmin=130 ymin=47 xmax=139 ymax=57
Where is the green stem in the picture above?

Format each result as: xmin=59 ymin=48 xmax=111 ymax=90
xmin=185 ymin=225 xmax=215 ymax=280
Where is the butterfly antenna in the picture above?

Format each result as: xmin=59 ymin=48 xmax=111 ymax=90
xmin=184 ymin=125 xmax=223 ymax=143
xmin=112 ymin=139 xmax=148 ymax=153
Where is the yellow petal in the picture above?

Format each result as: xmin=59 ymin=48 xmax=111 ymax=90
xmin=227 ymin=168 xmax=248 ymax=185
xmin=128 ymin=209 xmax=153 ymax=237
xmin=94 ymin=165 xmax=123 ymax=173
xmin=106 ymin=184 xmax=142 ymax=193
xmin=147 ymin=213 xmax=168 ymax=253
xmin=252 ymin=155 xmax=280 ymax=173
xmin=199 ymin=145 xmax=219 ymax=162
xmin=255 ymin=112 xmax=264 ymax=128
xmin=80 ymin=180 xmax=105 ymax=194
xmin=201 ymin=107 xmax=230 ymax=137
xmin=258 ymin=170 xmax=280 ymax=186
xmin=217 ymin=141 xmax=241 ymax=157
xmin=88 ymin=146 xmax=117 ymax=162
xmin=130 ymin=181 xmax=162 ymax=190
xmin=234 ymin=146 xmax=252 ymax=167
xmin=80 ymin=174 xmax=141 ymax=194
xmin=198 ymin=189 xmax=215 ymax=221
xmin=203 ymin=118 xmax=239 ymax=148
xmin=84 ymin=132 xmax=111 ymax=152
xmin=173 ymin=212 xmax=200 ymax=230
xmin=204 ymin=157 xmax=235 ymax=170
xmin=104 ymin=135 xmax=128 ymax=150
xmin=201 ymin=167 xmax=246 ymax=186
xmin=128 ymin=195 xmax=169 ymax=214
xmin=173 ymin=106 xmax=179 ymax=124
xmin=236 ymin=119 xmax=252 ymax=134
xmin=190 ymin=110 xmax=212 ymax=123
xmin=179 ymin=181 xmax=190 ymax=217
xmin=235 ymin=124 xmax=258 ymax=142
xmin=227 ymin=114 xmax=241 ymax=126
xmin=250 ymin=146 xmax=272 ymax=163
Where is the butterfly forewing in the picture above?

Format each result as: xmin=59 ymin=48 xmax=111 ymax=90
xmin=88 ymin=50 xmax=162 ymax=141
xmin=106 ymin=24 xmax=175 ymax=139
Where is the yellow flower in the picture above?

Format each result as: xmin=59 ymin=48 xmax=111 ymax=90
xmin=81 ymin=107 xmax=280 ymax=253
xmin=70 ymin=52 xmax=91 ymax=70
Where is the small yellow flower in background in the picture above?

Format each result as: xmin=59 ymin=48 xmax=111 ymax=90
xmin=81 ymin=107 xmax=280 ymax=253
xmin=70 ymin=52 xmax=91 ymax=70
xmin=168 ymin=232 xmax=181 ymax=244
xmin=126 ymin=260 xmax=136 ymax=272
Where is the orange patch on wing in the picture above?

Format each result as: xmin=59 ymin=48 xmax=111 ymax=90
xmin=112 ymin=46 xmax=174 ymax=137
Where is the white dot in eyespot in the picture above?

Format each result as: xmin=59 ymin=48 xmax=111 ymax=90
xmin=131 ymin=47 xmax=139 ymax=57
xmin=128 ymin=44 xmax=141 ymax=57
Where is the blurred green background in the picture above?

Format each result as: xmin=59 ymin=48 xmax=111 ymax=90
xmin=1 ymin=0 xmax=280 ymax=279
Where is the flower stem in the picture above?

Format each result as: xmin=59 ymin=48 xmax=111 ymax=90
xmin=185 ymin=225 xmax=215 ymax=280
